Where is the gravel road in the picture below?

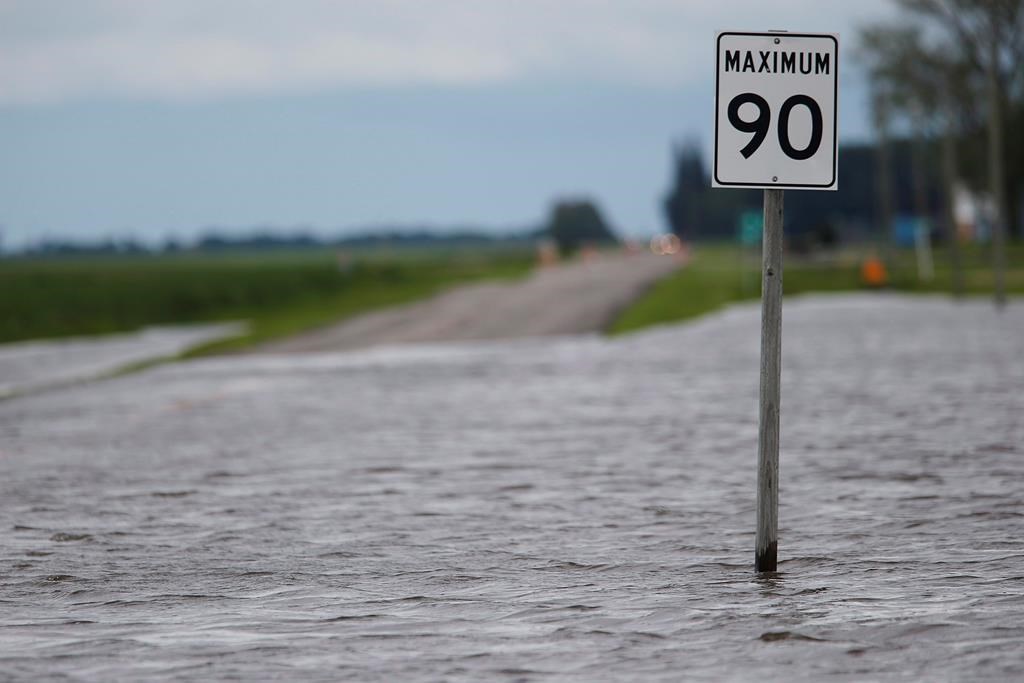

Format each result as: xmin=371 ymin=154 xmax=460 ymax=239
xmin=263 ymin=251 xmax=679 ymax=352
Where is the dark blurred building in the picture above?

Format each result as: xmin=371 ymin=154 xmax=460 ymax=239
xmin=663 ymin=140 xmax=946 ymax=248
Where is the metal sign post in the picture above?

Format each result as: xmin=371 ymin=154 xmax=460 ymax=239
xmin=713 ymin=30 xmax=839 ymax=572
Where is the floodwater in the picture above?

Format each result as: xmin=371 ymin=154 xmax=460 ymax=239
xmin=1 ymin=294 xmax=1022 ymax=681
xmin=0 ymin=322 xmax=244 ymax=398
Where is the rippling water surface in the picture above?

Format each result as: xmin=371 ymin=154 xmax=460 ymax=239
xmin=1 ymin=295 xmax=1022 ymax=681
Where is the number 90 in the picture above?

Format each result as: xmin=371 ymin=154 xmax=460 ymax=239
xmin=727 ymin=93 xmax=823 ymax=161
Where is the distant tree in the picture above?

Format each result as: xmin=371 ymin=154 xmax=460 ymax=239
xmin=663 ymin=141 xmax=710 ymax=240
xmin=546 ymin=199 xmax=618 ymax=253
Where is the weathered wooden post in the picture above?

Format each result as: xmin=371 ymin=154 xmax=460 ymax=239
xmin=714 ymin=31 xmax=839 ymax=572
xmin=756 ymin=188 xmax=783 ymax=572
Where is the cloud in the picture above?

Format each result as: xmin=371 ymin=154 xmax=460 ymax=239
xmin=0 ymin=0 xmax=893 ymax=105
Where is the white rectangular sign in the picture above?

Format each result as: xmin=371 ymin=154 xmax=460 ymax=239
xmin=713 ymin=31 xmax=838 ymax=190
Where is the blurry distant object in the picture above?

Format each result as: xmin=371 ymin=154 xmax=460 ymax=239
xmin=649 ymin=234 xmax=691 ymax=266
xmin=545 ymin=199 xmax=618 ymax=254
xmin=579 ymin=244 xmax=599 ymax=262
xmin=661 ymin=140 xmax=935 ymax=247
xmin=536 ymin=238 xmax=560 ymax=267
xmin=915 ymin=220 xmax=935 ymax=281
xmin=890 ymin=215 xmax=935 ymax=280
xmin=892 ymin=216 xmax=926 ymax=247
xmin=953 ymin=182 xmax=998 ymax=242
xmin=677 ymin=243 xmax=692 ymax=265
xmin=860 ymin=254 xmax=890 ymax=288
xmin=738 ymin=211 xmax=763 ymax=247
xmin=650 ymin=233 xmax=681 ymax=256
xmin=335 ymin=250 xmax=354 ymax=273
xmin=736 ymin=211 xmax=762 ymax=295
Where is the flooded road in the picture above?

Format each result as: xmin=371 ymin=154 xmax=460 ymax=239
xmin=1 ymin=295 xmax=1022 ymax=681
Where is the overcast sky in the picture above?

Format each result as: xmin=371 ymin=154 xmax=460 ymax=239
xmin=0 ymin=0 xmax=897 ymax=247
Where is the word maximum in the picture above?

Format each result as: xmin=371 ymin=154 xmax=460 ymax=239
xmin=724 ymin=50 xmax=831 ymax=76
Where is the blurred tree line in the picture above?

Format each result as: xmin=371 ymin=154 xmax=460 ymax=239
xmin=10 ymin=229 xmax=541 ymax=257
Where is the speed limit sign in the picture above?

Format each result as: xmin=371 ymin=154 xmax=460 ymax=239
xmin=713 ymin=31 xmax=838 ymax=190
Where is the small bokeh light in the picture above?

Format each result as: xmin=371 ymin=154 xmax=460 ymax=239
xmin=650 ymin=233 xmax=681 ymax=256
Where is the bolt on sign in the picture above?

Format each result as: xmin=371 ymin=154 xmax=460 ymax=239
xmin=713 ymin=31 xmax=838 ymax=190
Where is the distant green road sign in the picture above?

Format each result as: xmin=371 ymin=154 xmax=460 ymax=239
xmin=739 ymin=210 xmax=762 ymax=245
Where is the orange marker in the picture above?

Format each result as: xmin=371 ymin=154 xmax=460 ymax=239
xmin=861 ymin=256 xmax=889 ymax=288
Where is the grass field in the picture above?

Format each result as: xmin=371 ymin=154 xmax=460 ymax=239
xmin=0 ymin=247 xmax=532 ymax=352
xmin=610 ymin=243 xmax=1024 ymax=334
